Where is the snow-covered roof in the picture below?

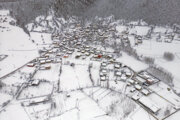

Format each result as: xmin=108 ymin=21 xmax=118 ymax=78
xmin=100 ymin=76 xmax=106 ymax=80
xmin=115 ymin=71 xmax=122 ymax=76
xmin=141 ymin=89 xmax=150 ymax=95
xmin=128 ymin=79 xmax=134 ymax=84
xmin=132 ymin=94 xmax=140 ymax=100
xmin=114 ymin=64 xmax=120 ymax=68
xmin=32 ymin=79 xmax=40 ymax=85
xmin=135 ymin=84 xmax=142 ymax=90
xmin=135 ymin=76 xmax=146 ymax=84
xmin=121 ymin=74 xmax=127 ymax=80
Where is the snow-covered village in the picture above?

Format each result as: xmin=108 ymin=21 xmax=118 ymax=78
xmin=0 ymin=0 xmax=180 ymax=120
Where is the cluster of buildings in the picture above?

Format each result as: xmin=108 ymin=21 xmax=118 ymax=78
xmin=24 ymin=17 xmax=180 ymax=119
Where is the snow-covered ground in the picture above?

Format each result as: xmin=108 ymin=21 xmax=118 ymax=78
xmin=50 ymin=91 xmax=114 ymax=120
xmin=116 ymin=52 xmax=148 ymax=72
xmin=127 ymin=107 xmax=156 ymax=120
xmin=166 ymin=110 xmax=180 ymax=120
xmin=149 ymin=82 xmax=180 ymax=109
xmin=0 ymin=104 xmax=29 ymax=120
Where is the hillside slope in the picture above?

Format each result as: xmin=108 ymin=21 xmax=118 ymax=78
xmin=0 ymin=0 xmax=179 ymax=26
xmin=85 ymin=0 xmax=180 ymax=25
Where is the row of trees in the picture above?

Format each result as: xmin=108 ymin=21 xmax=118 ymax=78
xmin=147 ymin=65 xmax=174 ymax=86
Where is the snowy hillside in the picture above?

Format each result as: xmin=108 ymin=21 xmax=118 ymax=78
xmin=0 ymin=10 xmax=38 ymax=78
xmin=0 ymin=5 xmax=180 ymax=120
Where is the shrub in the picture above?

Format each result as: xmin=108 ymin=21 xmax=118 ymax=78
xmin=163 ymin=52 xmax=174 ymax=61
xmin=0 ymin=81 xmax=4 ymax=89
xmin=143 ymin=56 xmax=154 ymax=64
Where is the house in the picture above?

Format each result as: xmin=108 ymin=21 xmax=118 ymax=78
xmin=67 ymin=51 xmax=73 ymax=54
xmin=131 ymin=94 xmax=140 ymax=101
xmin=45 ymin=59 xmax=52 ymax=63
xmin=48 ymin=50 xmax=53 ymax=54
xmin=85 ymin=45 xmax=90 ymax=48
xmin=53 ymin=41 xmax=59 ymax=45
xmin=52 ymin=48 xmax=59 ymax=52
xmin=101 ymin=69 xmax=108 ymax=74
xmin=100 ymin=69 xmax=108 ymax=77
xmin=38 ymin=57 xmax=46 ymax=61
xmin=39 ymin=65 xmax=51 ymax=70
xmin=138 ymin=71 xmax=159 ymax=85
xmin=75 ymin=53 xmax=81 ymax=59
xmin=138 ymin=96 xmax=160 ymax=114
xmin=101 ymin=62 xmax=107 ymax=67
xmin=31 ymin=79 xmax=40 ymax=86
xmin=44 ymin=53 xmax=50 ymax=58
xmin=63 ymin=54 xmax=69 ymax=58
xmin=97 ymin=54 xmax=102 ymax=58
xmin=127 ymin=82 xmax=131 ymax=86
xmin=146 ymin=78 xmax=154 ymax=85
xmin=81 ymin=50 xmax=86 ymax=53
xmin=121 ymin=74 xmax=127 ymax=81
xmin=164 ymin=38 xmax=172 ymax=43
xmin=121 ymin=63 xmax=127 ymax=68
xmin=109 ymin=58 xmax=115 ymax=63
xmin=93 ymin=54 xmax=98 ymax=58
xmin=40 ymin=60 xmax=46 ymax=64
xmin=100 ymin=76 xmax=106 ymax=81
xmin=115 ymin=71 xmax=122 ymax=77
xmin=135 ymin=35 xmax=143 ymax=45
xmin=106 ymin=54 xmax=113 ymax=59
xmin=81 ymin=56 xmax=86 ymax=59
xmin=53 ymin=58 xmax=61 ymax=63
xmin=85 ymin=52 xmax=90 ymax=56
xmin=134 ymin=84 xmax=142 ymax=90
xmin=130 ymin=87 xmax=136 ymax=92
xmin=128 ymin=79 xmax=135 ymax=84
xmin=125 ymin=71 xmax=132 ymax=77
xmin=27 ymin=63 xmax=35 ymax=67
xmin=114 ymin=63 xmax=121 ymax=69
xmin=85 ymin=48 xmax=90 ymax=52
xmin=141 ymin=89 xmax=150 ymax=96
xmin=133 ymin=76 xmax=146 ymax=85
xmin=76 ymin=42 xmax=82 ymax=45
xmin=90 ymin=50 xmax=95 ymax=54
xmin=56 ymin=53 xmax=62 ymax=57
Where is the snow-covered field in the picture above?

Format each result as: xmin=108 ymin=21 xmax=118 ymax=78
xmin=149 ymin=82 xmax=180 ymax=109
xmin=50 ymin=90 xmax=114 ymax=120
xmin=116 ymin=52 xmax=148 ymax=72
xmin=18 ymin=82 xmax=53 ymax=100
xmin=59 ymin=58 xmax=93 ymax=91
xmin=0 ymin=104 xmax=29 ymax=120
